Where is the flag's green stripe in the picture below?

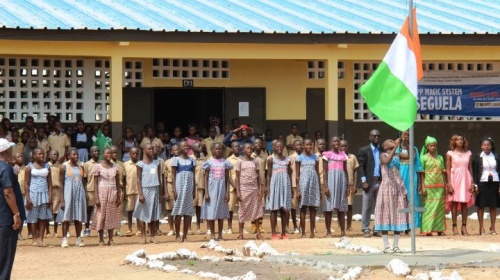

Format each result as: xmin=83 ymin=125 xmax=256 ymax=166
xmin=360 ymin=61 xmax=417 ymax=131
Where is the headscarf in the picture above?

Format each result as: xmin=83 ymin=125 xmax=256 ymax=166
xmin=420 ymin=136 xmax=438 ymax=158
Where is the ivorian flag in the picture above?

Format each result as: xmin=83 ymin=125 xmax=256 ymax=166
xmin=360 ymin=8 xmax=423 ymax=131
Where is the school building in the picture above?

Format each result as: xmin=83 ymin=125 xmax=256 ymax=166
xmin=0 ymin=0 xmax=499 ymax=151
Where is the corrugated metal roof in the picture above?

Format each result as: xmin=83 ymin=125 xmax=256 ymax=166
xmin=0 ymin=0 xmax=498 ymax=34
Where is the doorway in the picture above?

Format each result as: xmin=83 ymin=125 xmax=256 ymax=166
xmin=153 ymin=88 xmax=224 ymax=134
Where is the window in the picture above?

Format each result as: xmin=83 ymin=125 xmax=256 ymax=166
xmin=152 ymin=59 xmax=229 ymax=79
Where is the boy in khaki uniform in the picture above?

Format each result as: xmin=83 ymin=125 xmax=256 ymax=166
xmin=13 ymin=152 xmax=29 ymax=239
xmin=48 ymin=150 xmax=62 ymax=237
xmin=225 ymin=142 xmax=240 ymax=234
xmin=163 ymin=144 xmax=179 ymax=236
xmin=202 ymin=126 xmax=224 ymax=159
xmin=191 ymin=143 xmax=206 ymax=234
xmin=340 ymin=139 xmax=359 ymax=231
xmin=10 ymin=131 xmax=24 ymax=157
xmin=83 ymin=146 xmax=99 ymax=236
xmin=47 ymin=120 xmax=70 ymax=163
xmin=251 ymin=138 xmax=268 ymax=234
xmin=123 ymin=147 xmax=139 ymax=236
xmin=111 ymin=146 xmax=126 ymax=237
xmin=288 ymin=139 xmax=303 ymax=234
xmin=315 ymin=138 xmax=327 ymax=233
xmin=285 ymin=124 xmax=303 ymax=156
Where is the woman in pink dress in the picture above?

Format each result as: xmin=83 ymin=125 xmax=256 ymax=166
xmin=185 ymin=125 xmax=201 ymax=156
xmin=446 ymin=134 xmax=474 ymax=236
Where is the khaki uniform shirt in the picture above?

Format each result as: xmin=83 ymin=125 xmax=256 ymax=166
xmin=346 ymin=153 xmax=360 ymax=186
xmin=286 ymin=134 xmax=303 ymax=155
xmin=37 ymin=137 xmax=49 ymax=157
xmin=140 ymin=137 xmax=163 ymax=150
xmin=48 ymin=132 xmax=70 ymax=159
xmin=289 ymin=152 xmax=299 ymax=188
xmin=84 ymin=159 xmax=98 ymax=192
xmin=202 ymin=136 xmax=224 ymax=159
xmin=48 ymin=162 xmax=61 ymax=188
xmin=11 ymin=143 xmax=24 ymax=158
xmin=191 ymin=155 xmax=206 ymax=189
xmin=123 ymin=160 xmax=138 ymax=195
xmin=17 ymin=165 xmax=26 ymax=195
xmin=226 ymin=154 xmax=239 ymax=192
xmin=251 ymin=152 xmax=267 ymax=188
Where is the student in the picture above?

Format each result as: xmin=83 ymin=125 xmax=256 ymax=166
xmin=48 ymin=150 xmax=62 ymax=237
xmin=35 ymin=128 xmax=49 ymax=161
xmin=419 ymin=136 xmax=447 ymax=236
xmin=13 ymin=152 xmax=28 ymax=239
xmin=202 ymin=126 xmax=223 ymax=159
xmin=446 ymin=134 xmax=474 ymax=236
xmin=164 ymin=144 xmax=179 ymax=236
xmin=374 ymin=139 xmax=410 ymax=253
xmin=223 ymin=125 xmax=253 ymax=156
xmin=235 ymin=143 xmax=263 ymax=239
xmin=23 ymin=138 xmax=38 ymax=166
xmin=74 ymin=120 xmax=92 ymax=163
xmin=140 ymin=127 xmax=163 ymax=157
xmin=152 ymin=144 xmax=164 ymax=235
xmin=296 ymin=139 xmax=321 ymax=238
xmin=289 ymin=139 xmax=302 ymax=234
xmin=19 ymin=116 xmax=37 ymax=138
xmin=323 ymin=137 xmax=349 ymax=237
xmin=185 ymin=125 xmax=201 ymax=156
xmin=340 ymin=139 xmax=359 ymax=231
xmin=123 ymin=147 xmax=139 ymax=236
xmin=93 ymin=120 xmax=113 ymax=160
xmin=134 ymin=144 xmax=162 ymax=244
xmin=225 ymin=142 xmax=240 ymax=234
xmin=10 ymin=131 xmax=24 ymax=157
xmin=277 ymin=134 xmax=288 ymax=156
xmin=48 ymin=120 xmax=70 ymax=164
xmin=170 ymin=127 xmax=183 ymax=146
xmin=119 ymin=127 xmax=137 ymax=162
xmin=192 ymin=142 xmax=206 ymax=234
xmin=285 ymin=124 xmax=303 ymax=156
xmin=83 ymin=146 xmax=99 ymax=236
xmin=111 ymin=146 xmax=126 ymax=237
xmin=157 ymin=131 xmax=171 ymax=161
xmin=171 ymin=141 xmax=196 ymax=242
xmin=251 ymin=138 xmax=268 ymax=234
xmin=266 ymin=140 xmax=292 ymax=240
xmin=264 ymin=129 xmax=274 ymax=155
xmin=91 ymin=147 xmax=121 ymax=246
xmin=313 ymin=130 xmax=323 ymax=154
xmin=315 ymin=138 xmax=326 ymax=233
xmin=25 ymin=148 xmax=52 ymax=247
xmin=59 ymin=148 xmax=87 ymax=248
xmin=201 ymin=142 xmax=232 ymax=241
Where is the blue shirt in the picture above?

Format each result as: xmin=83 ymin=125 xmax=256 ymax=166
xmin=372 ymin=144 xmax=380 ymax=177
xmin=0 ymin=161 xmax=26 ymax=227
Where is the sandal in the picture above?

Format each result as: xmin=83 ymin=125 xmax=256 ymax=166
xmin=383 ymin=247 xmax=392 ymax=254
xmin=256 ymin=233 xmax=263 ymax=240
xmin=149 ymin=237 xmax=159 ymax=244
xmin=393 ymin=247 xmax=402 ymax=253
xmin=237 ymin=234 xmax=244 ymax=240
xmin=125 ymin=231 xmax=133 ymax=237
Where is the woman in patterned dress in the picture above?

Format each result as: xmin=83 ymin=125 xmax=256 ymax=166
xmin=266 ymin=140 xmax=292 ymax=240
xmin=419 ymin=136 xmax=447 ymax=236
xmin=171 ymin=141 xmax=196 ymax=242
xmin=25 ymin=148 xmax=53 ymax=247
xmin=374 ymin=139 xmax=410 ymax=253
xmin=235 ymin=143 xmax=262 ymax=240
xmin=91 ymin=147 xmax=121 ymax=246
xmin=133 ymin=143 xmax=162 ymax=244
xmin=322 ymin=137 xmax=349 ymax=237
xmin=446 ymin=134 xmax=474 ymax=236
xmin=296 ymin=138 xmax=321 ymax=238
xmin=201 ymin=142 xmax=232 ymax=241
xmin=60 ymin=148 xmax=87 ymax=248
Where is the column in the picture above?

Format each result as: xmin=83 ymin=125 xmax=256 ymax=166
xmin=109 ymin=55 xmax=123 ymax=143
xmin=325 ymin=56 xmax=339 ymax=139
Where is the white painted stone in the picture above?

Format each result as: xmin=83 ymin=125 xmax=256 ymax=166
xmin=352 ymin=214 xmax=362 ymax=221
xmin=341 ymin=266 xmax=363 ymax=280
xmin=233 ymin=271 xmax=257 ymax=280
xmin=162 ymin=264 xmax=178 ymax=272
xmin=257 ymin=242 xmax=279 ymax=257
xmin=177 ymin=248 xmax=198 ymax=260
xmin=179 ymin=268 xmax=195 ymax=274
xmin=222 ymin=256 xmax=243 ymax=262
xmin=243 ymin=241 xmax=259 ymax=257
xmin=147 ymin=252 xmax=177 ymax=261
xmin=448 ymin=271 xmax=462 ymax=280
xmin=197 ymin=271 xmax=221 ymax=279
xmin=429 ymin=271 xmax=443 ymax=280
xmin=146 ymin=259 xmax=164 ymax=269
xmin=200 ymin=256 xmax=221 ymax=262
xmin=386 ymin=259 xmax=410 ymax=276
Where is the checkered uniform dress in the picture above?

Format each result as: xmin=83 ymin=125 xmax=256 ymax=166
xmin=323 ymin=151 xmax=348 ymax=212
xmin=171 ymin=157 xmax=196 ymax=216
xmin=133 ymin=160 xmax=161 ymax=222
xmin=201 ymin=158 xmax=233 ymax=220
xmin=374 ymin=155 xmax=410 ymax=232
xmin=61 ymin=163 xmax=87 ymax=222
xmin=297 ymin=154 xmax=321 ymax=208
xmin=266 ymin=156 xmax=292 ymax=211
xmin=26 ymin=163 xmax=53 ymax=223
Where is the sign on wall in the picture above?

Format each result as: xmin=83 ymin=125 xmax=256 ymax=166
xmin=418 ymin=72 xmax=500 ymax=117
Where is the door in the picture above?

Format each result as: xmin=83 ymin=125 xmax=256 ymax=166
xmin=306 ymin=88 xmax=326 ymax=136
xmin=122 ymin=87 xmax=154 ymax=134
xmin=224 ymin=88 xmax=266 ymax=135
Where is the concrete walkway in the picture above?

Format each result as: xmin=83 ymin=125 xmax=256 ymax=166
xmin=268 ymin=249 xmax=500 ymax=269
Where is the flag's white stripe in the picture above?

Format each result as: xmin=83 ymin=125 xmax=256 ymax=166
xmin=383 ymin=33 xmax=418 ymax=98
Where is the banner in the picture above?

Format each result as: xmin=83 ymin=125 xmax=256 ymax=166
xmin=418 ymin=72 xmax=500 ymax=117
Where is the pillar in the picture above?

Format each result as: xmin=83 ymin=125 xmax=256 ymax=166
xmin=109 ymin=55 xmax=123 ymax=143
xmin=325 ymin=56 xmax=339 ymax=139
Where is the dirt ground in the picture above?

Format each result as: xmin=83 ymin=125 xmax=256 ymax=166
xmin=12 ymin=216 xmax=500 ymax=280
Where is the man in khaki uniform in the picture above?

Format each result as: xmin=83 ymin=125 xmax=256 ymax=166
xmin=123 ymin=147 xmax=139 ymax=236
xmin=340 ymin=139 xmax=359 ymax=231
xmin=83 ymin=146 xmax=99 ymax=236
xmin=48 ymin=120 xmax=70 ymax=163
xmin=251 ymin=138 xmax=268 ymax=234
xmin=225 ymin=142 xmax=240 ymax=235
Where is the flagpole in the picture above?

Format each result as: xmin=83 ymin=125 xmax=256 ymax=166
xmin=408 ymin=0 xmax=416 ymax=255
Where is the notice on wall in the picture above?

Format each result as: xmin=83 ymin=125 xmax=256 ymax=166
xmin=239 ymin=102 xmax=249 ymax=117
xmin=418 ymin=72 xmax=500 ymax=117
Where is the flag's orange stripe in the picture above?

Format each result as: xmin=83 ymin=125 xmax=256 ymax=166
xmin=400 ymin=8 xmax=423 ymax=80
